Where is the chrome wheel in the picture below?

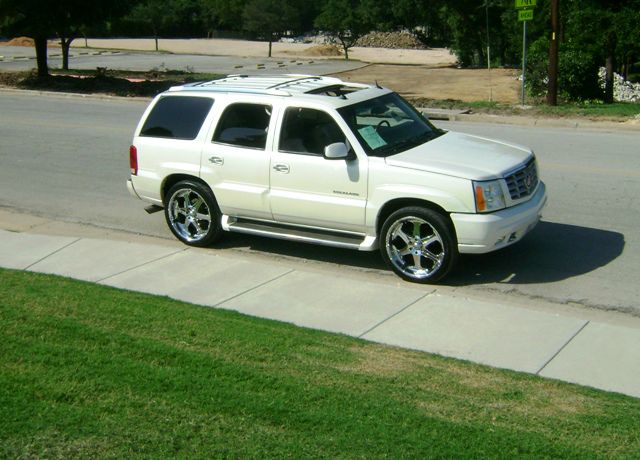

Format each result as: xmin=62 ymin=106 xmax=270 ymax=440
xmin=167 ymin=187 xmax=213 ymax=244
xmin=380 ymin=207 xmax=457 ymax=283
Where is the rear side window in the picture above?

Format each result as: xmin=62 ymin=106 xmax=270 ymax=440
xmin=140 ymin=96 xmax=214 ymax=140
xmin=213 ymin=103 xmax=271 ymax=149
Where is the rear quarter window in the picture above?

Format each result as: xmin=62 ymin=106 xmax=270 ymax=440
xmin=140 ymin=96 xmax=214 ymax=140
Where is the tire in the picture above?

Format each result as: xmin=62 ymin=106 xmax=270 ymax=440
xmin=379 ymin=206 xmax=458 ymax=283
xmin=164 ymin=180 xmax=223 ymax=247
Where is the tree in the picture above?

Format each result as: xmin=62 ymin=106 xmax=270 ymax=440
xmin=615 ymin=1 xmax=640 ymax=80
xmin=0 ymin=0 xmax=132 ymax=75
xmin=390 ymin=0 xmax=448 ymax=46
xmin=51 ymin=0 xmax=131 ymax=70
xmin=0 ymin=0 xmax=56 ymax=76
xmin=242 ymin=0 xmax=299 ymax=57
xmin=315 ymin=0 xmax=374 ymax=60
xmin=200 ymin=0 xmax=245 ymax=34
xmin=128 ymin=0 xmax=169 ymax=51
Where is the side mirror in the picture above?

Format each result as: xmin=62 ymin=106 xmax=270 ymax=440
xmin=324 ymin=142 xmax=350 ymax=160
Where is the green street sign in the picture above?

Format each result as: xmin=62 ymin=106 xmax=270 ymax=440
xmin=518 ymin=8 xmax=534 ymax=21
xmin=515 ymin=0 xmax=536 ymax=8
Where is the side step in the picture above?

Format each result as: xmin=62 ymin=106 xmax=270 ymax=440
xmin=221 ymin=216 xmax=376 ymax=251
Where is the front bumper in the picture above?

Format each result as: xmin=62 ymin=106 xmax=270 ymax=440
xmin=451 ymin=181 xmax=547 ymax=254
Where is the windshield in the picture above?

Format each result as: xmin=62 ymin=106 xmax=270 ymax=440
xmin=337 ymin=92 xmax=444 ymax=157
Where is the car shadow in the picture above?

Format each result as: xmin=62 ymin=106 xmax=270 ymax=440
xmin=213 ymin=221 xmax=624 ymax=285
xmin=214 ymin=232 xmax=388 ymax=271
xmin=446 ymin=221 xmax=625 ymax=285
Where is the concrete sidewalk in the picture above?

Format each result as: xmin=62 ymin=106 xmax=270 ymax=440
xmin=2 ymin=227 xmax=639 ymax=399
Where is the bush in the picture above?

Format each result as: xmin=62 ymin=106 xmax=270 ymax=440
xmin=527 ymin=37 xmax=604 ymax=101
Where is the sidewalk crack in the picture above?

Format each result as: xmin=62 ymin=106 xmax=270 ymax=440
xmin=24 ymin=238 xmax=81 ymax=270
xmin=536 ymin=320 xmax=590 ymax=375
xmin=214 ymin=269 xmax=295 ymax=308
xmin=97 ymin=248 xmax=187 ymax=283
xmin=358 ymin=290 xmax=434 ymax=339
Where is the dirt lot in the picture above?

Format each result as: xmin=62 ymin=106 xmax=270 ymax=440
xmin=333 ymin=65 xmax=521 ymax=103
xmin=74 ymin=39 xmax=520 ymax=103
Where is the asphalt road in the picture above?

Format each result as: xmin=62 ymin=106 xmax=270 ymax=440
xmin=1 ymin=91 xmax=639 ymax=315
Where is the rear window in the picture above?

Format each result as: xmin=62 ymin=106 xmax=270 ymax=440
xmin=140 ymin=96 xmax=214 ymax=140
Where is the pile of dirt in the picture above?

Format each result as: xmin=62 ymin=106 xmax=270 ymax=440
xmin=3 ymin=37 xmax=34 ymax=46
xmin=355 ymin=32 xmax=426 ymax=50
xmin=303 ymin=44 xmax=343 ymax=56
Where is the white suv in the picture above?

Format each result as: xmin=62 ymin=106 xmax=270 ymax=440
xmin=128 ymin=74 xmax=547 ymax=283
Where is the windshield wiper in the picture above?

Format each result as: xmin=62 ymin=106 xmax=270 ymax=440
xmin=377 ymin=131 xmax=439 ymax=156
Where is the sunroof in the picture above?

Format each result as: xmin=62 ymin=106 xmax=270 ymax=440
xmin=305 ymin=84 xmax=364 ymax=98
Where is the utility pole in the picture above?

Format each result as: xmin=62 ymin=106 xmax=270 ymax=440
xmin=547 ymin=0 xmax=559 ymax=105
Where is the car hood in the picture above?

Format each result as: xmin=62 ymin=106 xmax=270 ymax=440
xmin=384 ymin=131 xmax=533 ymax=180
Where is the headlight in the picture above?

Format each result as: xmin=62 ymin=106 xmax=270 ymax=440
xmin=473 ymin=179 xmax=506 ymax=212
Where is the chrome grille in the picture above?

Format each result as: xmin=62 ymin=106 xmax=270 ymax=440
xmin=505 ymin=158 xmax=538 ymax=200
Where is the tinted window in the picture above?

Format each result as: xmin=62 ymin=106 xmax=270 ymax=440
xmin=140 ymin=96 xmax=213 ymax=140
xmin=213 ymin=103 xmax=271 ymax=149
xmin=279 ymin=107 xmax=346 ymax=156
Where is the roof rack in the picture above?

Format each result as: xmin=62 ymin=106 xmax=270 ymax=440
xmin=168 ymin=74 xmax=368 ymax=97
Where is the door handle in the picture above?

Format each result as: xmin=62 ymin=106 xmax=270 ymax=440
xmin=273 ymin=164 xmax=290 ymax=173
xmin=208 ymin=156 xmax=224 ymax=166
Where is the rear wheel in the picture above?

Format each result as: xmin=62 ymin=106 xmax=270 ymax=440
xmin=380 ymin=207 xmax=458 ymax=283
xmin=164 ymin=181 xmax=222 ymax=247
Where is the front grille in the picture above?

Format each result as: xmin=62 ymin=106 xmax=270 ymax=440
xmin=505 ymin=158 xmax=538 ymax=200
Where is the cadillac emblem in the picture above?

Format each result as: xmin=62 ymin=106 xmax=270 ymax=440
xmin=523 ymin=171 xmax=534 ymax=192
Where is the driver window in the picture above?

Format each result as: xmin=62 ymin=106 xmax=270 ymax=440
xmin=279 ymin=107 xmax=346 ymax=156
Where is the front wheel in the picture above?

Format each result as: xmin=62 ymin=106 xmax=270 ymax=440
xmin=380 ymin=207 xmax=458 ymax=283
xmin=164 ymin=180 xmax=222 ymax=247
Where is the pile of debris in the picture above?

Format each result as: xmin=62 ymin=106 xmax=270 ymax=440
xmin=599 ymin=67 xmax=640 ymax=102
xmin=1 ymin=36 xmax=34 ymax=46
xmin=355 ymin=32 xmax=426 ymax=49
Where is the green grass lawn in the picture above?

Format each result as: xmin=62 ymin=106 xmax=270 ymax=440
xmin=1 ymin=268 xmax=639 ymax=458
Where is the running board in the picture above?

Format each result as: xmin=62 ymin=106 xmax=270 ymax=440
xmin=221 ymin=216 xmax=377 ymax=251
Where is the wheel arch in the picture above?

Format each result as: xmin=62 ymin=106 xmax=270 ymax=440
xmin=376 ymin=198 xmax=456 ymax=239
xmin=161 ymin=174 xmax=211 ymax=203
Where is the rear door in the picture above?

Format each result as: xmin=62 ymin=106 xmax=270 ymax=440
xmin=200 ymin=100 xmax=275 ymax=220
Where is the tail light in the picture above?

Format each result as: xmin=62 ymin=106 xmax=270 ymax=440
xmin=129 ymin=145 xmax=138 ymax=175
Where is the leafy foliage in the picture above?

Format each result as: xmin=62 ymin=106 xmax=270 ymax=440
xmin=1 ymin=0 xmax=639 ymax=101
xmin=242 ymin=0 xmax=299 ymax=57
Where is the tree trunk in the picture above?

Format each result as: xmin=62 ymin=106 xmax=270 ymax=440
xmin=34 ymin=36 xmax=49 ymax=78
xmin=60 ymin=37 xmax=74 ymax=71
xmin=268 ymin=39 xmax=272 ymax=58
xmin=604 ymin=32 xmax=616 ymax=104
xmin=339 ymin=38 xmax=349 ymax=60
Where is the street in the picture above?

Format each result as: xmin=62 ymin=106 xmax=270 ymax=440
xmin=1 ymin=91 xmax=639 ymax=315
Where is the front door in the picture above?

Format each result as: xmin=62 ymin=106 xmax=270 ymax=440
xmin=269 ymin=106 xmax=367 ymax=233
